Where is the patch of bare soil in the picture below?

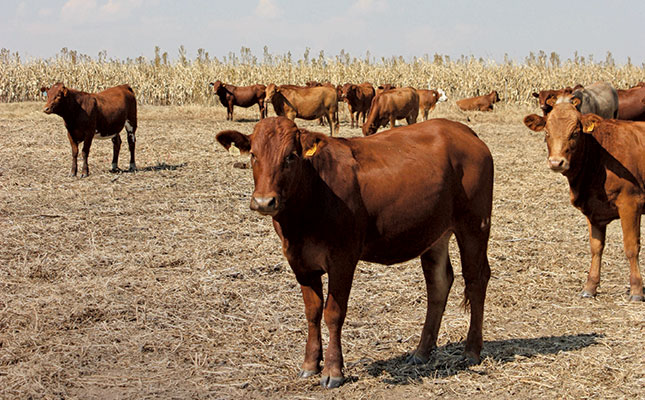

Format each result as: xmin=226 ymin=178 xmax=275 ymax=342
xmin=1 ymin=101 xmax=643 ymax=399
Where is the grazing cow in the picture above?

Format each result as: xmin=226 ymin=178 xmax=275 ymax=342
xmin=40 ymin=83 xmax=137 ymax=177
xmin=555 ymin=82 xmax=618 ymax=119
xmin=617 ymin=85 xmax=645 ymax=121
xmin=339 ymin=82 xmax=375 ymax=128
xmin=456 ymin=91 xmax=500 ymax=111
xmin=532 ymin=87 xmax=574 ymax=116
xmin=362 ymin=87 xmax=419 ymax=135
xmin=209 ymin=80 xmax=267 ymax=121
xmin=216 ymin=116 xmax=493 ymax=388
xmin=417 ymin=88 xmax=448 ymax=121
xmin=523 ymin=103 xmax=645 ymax=302
xmin=265 ymin=84 xmax=339 ymax=136
xmin=375 ymin=84 xmax=396 ymax=96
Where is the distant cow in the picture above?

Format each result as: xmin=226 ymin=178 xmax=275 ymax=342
xmin=417 ymin=88 xmax=448 ymax=121
xmin=305 ymin=81 xmax=341 ymax=126
xmin=555 ymin=82 xmax=618 ymax=119
xmin=375 ymin=84 xmax=396 ymax=96
xmin=363 ymin=87 xmax=419 ymax=135
xmin=617 ymin=85 xmax=645 ymax=121
xmin=265 ymin=84 xmax=339 ymax=136
xmin=216 ymin=116 xmax=493 ymax=388
xmin=40 ymin=83 xmax=137 ymax=177
xmin=209 ymin=81 xmax=267 ymax=121
xmin=339 ymin=83 xmax=375 ymax=128
xmin=532 ymin=87 xmax=574 ymax=116
xmin=524 ymin=103 xmax=645 ymax=302
xmin=456 ymin=91 xmax=500 ymax=111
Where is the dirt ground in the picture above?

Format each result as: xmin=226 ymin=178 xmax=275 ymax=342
xmin=1 ymin=101 xmax=644 ymax=399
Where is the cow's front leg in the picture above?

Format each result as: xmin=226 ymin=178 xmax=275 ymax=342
xmin=582 ymin=219 xmax=606 ymax=298
xmin=298 ymin=273 xmax=324 ymax=378
xmin=618 ymin=205 xmax=644 ymax=301
xmin=80 ymin=135 xmax=93 ymax=178
xmin=320 ymin=265 xmax=355 ymax=389
xmin=67 ymin=132 xmax=79 ymax=177
xmin=111 ymin=134 xmax=122 ymax=172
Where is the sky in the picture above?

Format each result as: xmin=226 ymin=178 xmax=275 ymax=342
xmin=1 ymin=0 xmax=644 ymax=65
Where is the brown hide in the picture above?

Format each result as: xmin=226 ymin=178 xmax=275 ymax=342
xmin=265 ymin=84 xmax=338 ymax=136
xmin=362 ymin=87 xmax=419 ymax=135
xmin=617 ymin=85 xmax=645 ymax=121
xmin=41 ymin=83 xmax=137 ymax=177
xmin=209 ymin=80 xmax=267 ymax=120
xmin=417 ymin=89 xmax=440 ymax=121
xmin=523 ymin=103 xmax=645 ymax=301
xmin=216 ymin=116 xmax=493 ymax=388
xmin=456 ymin=91 xmax=500 ymax=111
xmin=340 ymin=82 xmax=375 ymax=128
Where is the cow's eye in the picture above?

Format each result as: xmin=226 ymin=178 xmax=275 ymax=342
xmin=284 ymin=153 xmax=298 ymax=166
xmin=570 ymin=131 xmax=579 ymax=140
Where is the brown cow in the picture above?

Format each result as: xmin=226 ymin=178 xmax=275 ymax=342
xmin=339 ymin=82 xmax=375 ymax=128
xmin=375 ymin=84 xmax=396 ymax=96
xmin=524 ymin=103 xmax=645 ymax=302
xmin=40 ymin=83 xmax=137 ymax=177
xmin=216 ymin=116 xmax=493 ymax=388
xmin=456 ymin=91 xmax=500 ymax=111
xmin=417 ymin=88 xmax=448 ymax=121
xmin=209 ymin=81 xmax=266 ymax=121
xmin=362 ymin=87 xmax=419 ymax=135
xmin=305 ymin=81 xmax=340 ymax=126
xmin=265 ymin=84 xmax=338 ymax=136
xmin=617 ymin=85 xmax=645 ymax=121
xmin=532 ymin=87 xmax=573 ymax=116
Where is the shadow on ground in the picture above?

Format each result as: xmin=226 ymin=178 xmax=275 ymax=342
xmin=363 ymin=333 xmax=603 ymax=385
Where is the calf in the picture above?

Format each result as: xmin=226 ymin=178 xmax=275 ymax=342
xmin=265 ymin=84 xmax=338 ymax=136
xmin=209 ymin=80 xmax=267 ymax=121
xmin=362 ymin=87 xmax=419 ymax=135
xmin=216 ymin=116 xmax=493 ymax=388
xmin=524 ymin=103 xmax=645 ymax=301
xmin=339 ymin=82 xmax=375 ymax=128
xmin=456 ymin=90 xmax=500 ymax=111
xmin=41 ymin=83 xmax=137 ymax=177
xmin=417 ymin=88 xmax=448 ymax=121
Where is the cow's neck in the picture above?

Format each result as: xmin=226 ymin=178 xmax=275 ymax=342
xmin=58 ymin=92 xmax=86 ymax=126
xmin=564 ymin=134 xmax=602 ymax=209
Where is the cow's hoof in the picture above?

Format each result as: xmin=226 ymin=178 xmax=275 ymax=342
xmin=111 ymin=167 xmax=121 ymax=173
xmin=298 ymin=369 xmax=319 ymax=378
xmin=320 ymin=375 xmax=344 ymax=389
xmin=129 ymin=164 xmax=137 ymax=172
xmin=580 ymin=290 xmax=596 ymax=298
xmin=405 ymin=352 xmax=429 ymax=365
xmin=460 ymin=352 xmax=481 ymax=367
xmin=628 ymin=294 xmax=644 ymax=302
xmin=80 ymin=173 xmax=88 ymax=178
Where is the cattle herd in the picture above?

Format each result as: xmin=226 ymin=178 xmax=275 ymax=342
xmin=39 ymin=79 xmax=645 ymax=389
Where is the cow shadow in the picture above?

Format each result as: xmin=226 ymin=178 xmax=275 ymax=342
xmin=361 ymin=333 xmax=603 ymax=385
xmin=236 ymin=118 xmax=262 ymax=123
xmin=113 ymin=162 xmax=187 ymax=173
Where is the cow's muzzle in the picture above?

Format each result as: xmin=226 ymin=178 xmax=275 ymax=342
xmin=250 ymin=195 xmax=280 ymax=216
xmin=547 ymin=157 xmax=569 ymax=173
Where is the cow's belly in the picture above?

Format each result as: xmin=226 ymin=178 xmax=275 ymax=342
xmin=94 ymin=131 xmax=118 ymax=140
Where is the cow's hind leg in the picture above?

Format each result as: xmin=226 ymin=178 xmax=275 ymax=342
xmin=111 ymin=134 xmax=122 ymax=172
xmin=407 ymin=233 xmax=453 ymax=364
xmin=618 ymin=204 xmax=644 ymax=301
xmin=454 ymin=219 xmax=491 ymax=364
xmin=125 ymin=119 xmax=137 ymax=171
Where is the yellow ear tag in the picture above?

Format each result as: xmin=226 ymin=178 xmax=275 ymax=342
xmin=583 ymin=122 xmax=595 ymax=133
xmin=228 ymin=143 xmax=241 ymax=156
xmin=304 ymin=142 xmax=318 ymax=157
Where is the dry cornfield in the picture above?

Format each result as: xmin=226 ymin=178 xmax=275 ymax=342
xmin=1 ymin=49 xmax=644 ymax=105
xmin=1 ymin=96 xmax=644 ymax=399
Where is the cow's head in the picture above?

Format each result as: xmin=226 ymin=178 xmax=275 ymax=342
xmin=437 ymin=89 xmax=448 ymax=102
xmin=216 ymin=117 xmax=324 ymax=216
xmin=523 ymin=103 xmax=602 ymax=173
xmin=532 ymin=88 xmax=573 ymax=116
xmin=209 ymin=80 xmax=223 ymax=93
xmin=489 ymin=90 xmax=501 ymax=103
xmin=41 ymin=83 xmax=69 ymax=114
xmin=265 ymin=83 xmax=279 ymax=103
xmin=340 ymin=83 xmax=355 ymax=101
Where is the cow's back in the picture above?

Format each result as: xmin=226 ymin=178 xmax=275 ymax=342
xmin=572 ymin=82 xmax=618 ymax=119
xmin=376 ymin=87 xmax=419 ymax=117
xmin=283 ymin=86 xmax=338 ymax=119
xmin=593 ymin=120 xmax=645 ymax=189
xmin=93 ymin=85 xmax=136 ymax=133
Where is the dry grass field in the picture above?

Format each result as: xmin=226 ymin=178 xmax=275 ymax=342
xmin=1 ymin=100 xmax=644 ymax=399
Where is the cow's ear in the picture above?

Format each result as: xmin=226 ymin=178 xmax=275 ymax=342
xmin=523 ymin=114 xmax=546 ymax=132
xmin=580 ymin=114 xmax=603 ymax=134
xmin=571 ymin=96 xmax=582 ymax=107
xmin=532 ymin=92 xmax=539 ymax=98
xmin=299 ymin=131 xmax=327 ymax=158
xmin=40 ymin=86 xmax=48 ymax=93
xmin=216 ymin=130 xmax=251 ymax=153
xmin=61 ymin=86 xmax=68 ymax=96
xmin=545 ymin=95 xmax=557 ymax=107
